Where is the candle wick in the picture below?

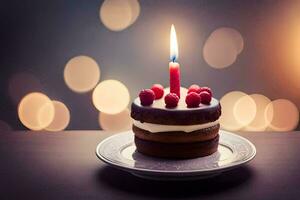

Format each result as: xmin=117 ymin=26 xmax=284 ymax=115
xmin=172 ymin=57 xmax=175 ymax=63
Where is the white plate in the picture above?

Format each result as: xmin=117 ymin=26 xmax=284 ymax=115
xmin=96 ymin=130 xmax=256 ymax=181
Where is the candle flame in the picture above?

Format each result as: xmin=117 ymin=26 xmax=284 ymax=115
xmin=170 ymin=24 xmax=178 ymax=62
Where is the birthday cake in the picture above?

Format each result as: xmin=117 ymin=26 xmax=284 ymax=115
xmin=131 ymin=84 xmax=222 ymax=159
xmin=131 ymin=24 xmax=221 ymax=159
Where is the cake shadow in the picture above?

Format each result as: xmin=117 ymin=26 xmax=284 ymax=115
xmin=96 ymin=165 xmax=255 ymax=198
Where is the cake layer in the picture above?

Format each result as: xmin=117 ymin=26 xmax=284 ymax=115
xmin=134 ymin=135 xmax=219 ymax=159
xmin=133 ymin=119 xmax=219 ymax=133
xmin=133 ymin=124 xmax=220 ymax=143
xmin=131 ymin=97 xmax=221 ymax=125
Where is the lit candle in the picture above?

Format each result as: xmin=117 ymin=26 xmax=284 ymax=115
xmin=169 ymin=24 xmax=180 ymax=98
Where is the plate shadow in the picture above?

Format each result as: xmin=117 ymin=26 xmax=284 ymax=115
xmin=95 ymin=165 xmax=255 ymax=198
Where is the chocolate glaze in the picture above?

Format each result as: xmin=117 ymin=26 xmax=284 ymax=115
xmin=131 ymin=96 xmax=221 ymax=125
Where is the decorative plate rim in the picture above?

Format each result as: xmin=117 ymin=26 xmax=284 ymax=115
xmin=96 ymin=130 xmax=256 ymax=175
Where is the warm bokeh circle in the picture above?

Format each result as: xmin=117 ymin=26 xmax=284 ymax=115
xmin=92 ymin=80 xmax=130 ymax=114
xmin=99 ymin=108 xmax=132 ymax=131
xmin=100 ymin=0 xmax=140 ymax=31
xmin=244 ymin=94 xmax=271 ymax=131
xmin=64 ymin=55 xmax=100 ymax=93
xmin=219 ymin=91 xmax=248 ymax=131
xmin=18 ymin=92 xmax=55 ymax=130
xmin=203 ymin=27 xmax=244 ymax=69
xmin=45 ymin=101 xmax=70 ymax=132
xmin=265 ymin=99 xmax=299 ymax=132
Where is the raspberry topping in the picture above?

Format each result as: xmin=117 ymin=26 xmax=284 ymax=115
xmin=188 ymin=84 xmax=201 ymax=94
xmin=164 ymin=93 xmax=179 ymax=108
xmin=199 ymin=87 xmax=212 ymax=96
xmin=185 ymin=92 xmax=201 ymax=108
xmin=199 ymin=91 xmax=212 ymax=104
xmin=139 ymin=89 xmax=155 ymax=106
xmin=151 ymin=84 xmax=164 ymax=99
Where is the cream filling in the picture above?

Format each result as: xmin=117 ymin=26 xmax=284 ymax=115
xmin=133 ymin=120 xmax=219 ymax=133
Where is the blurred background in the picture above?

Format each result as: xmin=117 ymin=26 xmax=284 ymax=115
xmin=0 ymin=0 xmax=300 ymax=132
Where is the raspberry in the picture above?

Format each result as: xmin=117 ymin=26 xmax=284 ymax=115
xmin=139 ymin=89 xmax=155 ymax=106
xmin=199 ymin=87 xmax=212 ymax=96
xmin=164 ymin=93 xmax=179 ymax=108
xmin=188 ymin=84 xmax=201 ymax=94
xmin=199 ymin=91 xmax=212 ymax=104
xmin=185 ymin=92 xmax=201 ymax=108
xmin=151 ymin=84 xmax=164 ymax=99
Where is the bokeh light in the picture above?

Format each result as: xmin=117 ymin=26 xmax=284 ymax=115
xmin=244 ymin=94 xmax=271 ymax=131
xmin=100 ymin=0 xmax=140 ymax=31
xmin=92 ymin=80 xmax=130 ymax=114
xmin=99 ymin=108 xmax=132 ymax=131
xmin=64 ymin=55 xmax=100 ymax=93
xmin=203 ymin=27 xmax=244 ymax=69
xmin=45 ymin=101 xmax=70 ymax=132
xmin=219 ymin=91 xmax=247 ymax=131
xmin=265 ymin=99 xmax=299 ymax=132
xmin=233 ymin=95 xmax=256 ymax=127
xmin=216 ymin=27 xmax=244 ymax=54
xmin=127 ymin=0 xmax=140 ymax=25
xmin=8 ymin=73 xmax=43 ymax=104
xmin=18 ymin=92 xmax=55 ymax=130
xmin=0 ymin=120 xmax=12 ymax=132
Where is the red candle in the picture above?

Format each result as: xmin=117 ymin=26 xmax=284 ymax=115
xmin=169 ymin=24 xmax=180 ymax=97
xmin=169 ymin=62 xmax=180 ymax=97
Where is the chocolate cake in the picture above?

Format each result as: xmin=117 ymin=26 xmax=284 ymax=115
xmin=131 ymin=86 xmax=222 ymax=159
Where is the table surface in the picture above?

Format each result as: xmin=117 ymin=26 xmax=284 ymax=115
xmin=0 ymin=130 xmax=299 ymax=200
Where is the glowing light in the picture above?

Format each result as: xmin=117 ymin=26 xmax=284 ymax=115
xmin=216 ymin=27 xmax=244 ymax=54
xmin=0 ymin=120 xmax=12 ymax=131
xmin=64 ymin=55 xmax=100 ymax=93
xmin=100 ymin=0 xmax=140 ymax=31
xmin=8 ymin=73 xmax=43 ymax=104
xmin=170 ymin=24 xmax=179 ymax=61
xmin=244 ymin=94 xmax=271 ymax=131
xmin=18 ymin=92 xmax=55 ymax=130
xmin=203 ymin=27 xmax=244 ymax=69
xmin=233 ymin=95 xmax=257 ymax=127
xmin=265 ymin=99 xmax=299 ymax=131
xmin=219 ymin=91 xmax=248 ymax=131
xmin=203 ymin=37 xmax=237 ymax=68
xmin=99 ymin=108 xmax=132 ymax=131
xmin=92 ymin=80 xmax=130 ymax=114
xmin=45 ymin=101 xmax=70 ymax=132
xmin=127 ymin=0 xmax=140 ymax=25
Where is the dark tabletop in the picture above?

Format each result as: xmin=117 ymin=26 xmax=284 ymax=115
xmin=0 ymin=130 xmax=299 ymax=200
